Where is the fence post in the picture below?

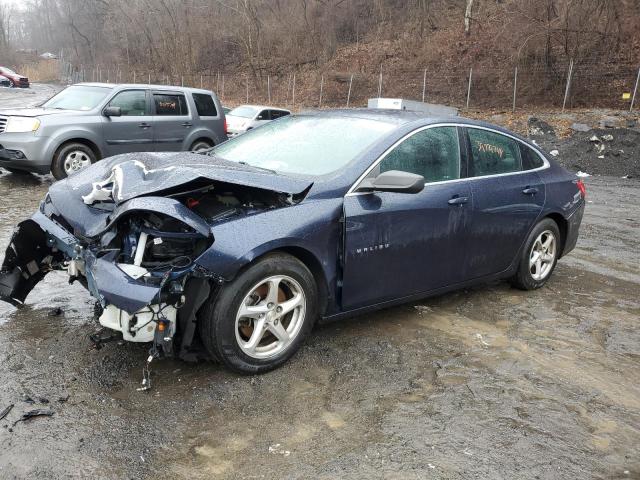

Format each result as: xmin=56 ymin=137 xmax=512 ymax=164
xmin=292 ymin=74 xmax=296 ymax=109
xmin=466 ymin=67 xmax=473 ymax=109
xmin=267 ymin=75 xmax=271 ymax=104
xmin=222 ymin=75 xmax=225 ymax=100
xmin=422 ymin=68 xmax=427 ymax=103
xmin=512 ymin=66 xmax=518 ymax=112
xmin=133 ymin=71 xmax=136 ymax=83
xmin=148 ymin=73 xmax=151 ymax=85
xmin=378 ymin=65 xmax=383 ymax=97
xmin=319 ymin=74 xmax=324 ymax=108
xmin=346 ymin=74 xmax=354 ymax=107
xmin=246 ymin=76 xmax=249 ymax=103
xmin=630 ymin=67 xmax=640 ymax=112
xmin=562 ymin=59 xmax=574 ymax=112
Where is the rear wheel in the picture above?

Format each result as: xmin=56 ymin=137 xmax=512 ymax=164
xmin=51 ymin=143 xmax=97 ymax=180
xmin=199 ymin=253 xmax=317 ymax=373
xmin=189 ymin=139 xmax=213 ymax=152
xmin=512 ymin=218 xmax=560 ymax=290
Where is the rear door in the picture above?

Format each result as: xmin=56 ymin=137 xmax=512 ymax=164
xmin=342 ymin=126 xmax=472 ymax=309
xmin=151 ymin=91 xmax=192 ymax=151
xmin=101 ymin=89 xmax=154 ymax=156
xmin=463 ymin=126 xmax=546 ymax=278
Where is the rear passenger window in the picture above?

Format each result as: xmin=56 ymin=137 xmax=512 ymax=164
xmin=192 ymin=93 xmax=218 ymax=116
xmin=520 ymin=144 xmax=545 ymax=170
xmin=467 ymin=128 xmax=521 ymax=176
xmin=379 ymin=126 xmax=460 ymax=183
xmin=154 ymin=94 xmax=188 ymax=116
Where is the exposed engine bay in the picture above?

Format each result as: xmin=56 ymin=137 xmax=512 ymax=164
xmin=0 ymin=154 xmax=313 ymax=389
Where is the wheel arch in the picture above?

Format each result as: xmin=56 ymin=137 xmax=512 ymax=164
xmin=51 ymin=137 xmax=102 ymax=167
xmin=542 ymin=212 xmax=568 ymax=255
xmin=188 ymin=136 xmax=215 ymax=150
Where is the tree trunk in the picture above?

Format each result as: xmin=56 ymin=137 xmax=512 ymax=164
xmin=464 ymin=0 xmax=474 ymax=36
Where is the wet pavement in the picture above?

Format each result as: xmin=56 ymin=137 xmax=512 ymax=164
xmin=0 ymin=83 xmax=60 ymax=109
xmin=0 ymin=172 xmax=637 ymax=479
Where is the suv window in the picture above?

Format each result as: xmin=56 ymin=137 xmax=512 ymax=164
xmin=153 ymin=93 xmax=188 ymax=116
xmin=270 ymin=110 xmax=289 ymax=120
xmin=192 ymin=93 xmax=218 ymax=116
xmin=107 ymin=90 xmax=147 ymax=116
xmin=467 ymin=128 xmax=521 ymax=176
xmin=520 ymin=143 xmax=545 ymax=170
xmin=379 ymin=126 xmax=460 ymax=183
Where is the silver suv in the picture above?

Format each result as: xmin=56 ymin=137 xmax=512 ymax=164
xmin=0 ymin=83 xmax=227 ymax=179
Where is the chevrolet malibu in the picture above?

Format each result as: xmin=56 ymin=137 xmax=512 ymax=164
xmin=0 ymin=110 xmax=585 ymax=376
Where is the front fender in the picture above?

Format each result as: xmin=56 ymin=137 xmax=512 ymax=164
xmin=42 ymin=127 xmax=104 ymax=163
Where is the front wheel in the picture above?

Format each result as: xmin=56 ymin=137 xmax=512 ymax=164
xmin=51 ymin=143 xmax=97 ymax=180
xmin=512 ymin=218 xmax=561 ymax=290
xmin=199 ymin=253 xmax=318 ymax=374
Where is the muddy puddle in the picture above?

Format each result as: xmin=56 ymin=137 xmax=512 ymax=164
xmin=0 ymin=174 xmax=638 ymax=479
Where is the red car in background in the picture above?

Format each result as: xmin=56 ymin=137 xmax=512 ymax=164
xmin=0 ymin=67 xmax=29 ymax=88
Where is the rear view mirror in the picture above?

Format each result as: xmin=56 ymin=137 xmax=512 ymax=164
xmin=359 ymin=170 xmax=425 ymax=194
xmin=103 ymin=106 xmax=121 ymax=117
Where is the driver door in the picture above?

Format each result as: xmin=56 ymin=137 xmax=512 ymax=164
xmin=342 ymin=126 xmax=472 ymax=310
xmin=101 ymin=89 xmax=154 ymax=156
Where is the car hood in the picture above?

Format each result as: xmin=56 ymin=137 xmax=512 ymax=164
xmin=0 ymin=108 xmax=76 ymax=117
xmin=47 ymin=151 xmax=313 ymax=238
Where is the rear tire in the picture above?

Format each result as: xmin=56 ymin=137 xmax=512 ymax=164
xmin=511 ymin=218 xmax=561 ymax=290
xmin=189 ymin=139 xmax=213 ymax=152
xmin=199 ymin=253 xmax=318 ymax=374
xmin=51 ymin=143 xmax=97 ymax=180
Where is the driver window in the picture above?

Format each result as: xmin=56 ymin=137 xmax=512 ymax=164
xmin=257 ymin=110 xmax=270 ymax=120
xmin=378 ymin=127 xmax=460 ymax=183
xmin=107 ymin=90 xmax=147 ymax=116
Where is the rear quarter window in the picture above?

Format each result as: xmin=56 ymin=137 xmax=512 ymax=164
xmin=520 ymin=144 xmax=545 ymax=170
xmin=192 ymin=93 xmax=218 ymax=117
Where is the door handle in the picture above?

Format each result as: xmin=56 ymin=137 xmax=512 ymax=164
xmin=522 ymin=186 xmax=539 ymax=195
xmin=138 ymin=122 xmax=151 ymax=129
xmin=448 ymin=196 xmax=469 ymax=206
xmin=181 ymin=122 xmax=193 ymax=127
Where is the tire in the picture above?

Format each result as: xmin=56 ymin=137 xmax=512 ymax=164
xmin=8 ymin=80 xmax=14 ymax=88
xmin=51 ymin=143 xmax=97 ymax=180
xmin=199 ymin=253 xmax=318 ymax=374
xmin=189 ymin=139 xmax=213 ymax=152
xmin=511 ymin=218 xmax=561 ymax=290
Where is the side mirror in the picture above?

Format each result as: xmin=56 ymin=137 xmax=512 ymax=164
xmin=256 ymin=115 xmax=264 ymax=120
xmin=359 ymin=170 xmax=425 ymax=194
xmin=103 ymin=106 xmax=121 ymax=117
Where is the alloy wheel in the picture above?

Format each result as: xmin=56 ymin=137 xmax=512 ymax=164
xmin=529 ymin=230 xmax=556 ymax=281
xmin=235 ymin=275 xmax=306 ymax=359
xmin=63 ymin=150 xmax=92 ymax=175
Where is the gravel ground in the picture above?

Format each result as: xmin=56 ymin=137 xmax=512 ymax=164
xmin=0 ymin=173 xmax=637 ymax=480
xmin=0 ymin=83 xmax=61 ymax=109
xmin=0 ymin=87 xmax=638 ymax=478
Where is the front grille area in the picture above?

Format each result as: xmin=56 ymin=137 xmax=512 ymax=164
xmin=0 ymin=116 xmax=7 ymax=133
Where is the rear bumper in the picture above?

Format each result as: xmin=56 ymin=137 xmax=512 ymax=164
xmin=561 ymin=199 xmax=585 ymax=257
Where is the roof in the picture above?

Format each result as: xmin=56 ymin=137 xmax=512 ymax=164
xmin=74 ymin=82 xmax=215 ymax=94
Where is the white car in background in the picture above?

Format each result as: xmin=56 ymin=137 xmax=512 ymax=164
xmin=225 ymin=105 xmax=290 ymax=137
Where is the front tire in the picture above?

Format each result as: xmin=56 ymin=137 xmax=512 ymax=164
xmin=199 ymin=253 xmax=318 ymax=374
xmin=512 ymin=218 xmax=561 ymax=290
xmin=51 ymin=143 xmax=97 ymax=180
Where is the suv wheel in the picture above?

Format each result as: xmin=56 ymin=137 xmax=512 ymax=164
xmin=190 ymin=140 xmax=213 ymax=152
xmin=51 ymin=143 xmax=97 ymax=180
xmin=512 ymin=218 xmax=561 ymax=290
xmin=199 ymin=253 xmax=318 ymax=374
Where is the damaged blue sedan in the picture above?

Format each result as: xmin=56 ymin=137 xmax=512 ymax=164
xmin=0 ymin=110 xmax=585 ymax=377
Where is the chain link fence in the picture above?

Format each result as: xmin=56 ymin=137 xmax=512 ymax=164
xmin=64 ymin=60 xmax=640 ymax=112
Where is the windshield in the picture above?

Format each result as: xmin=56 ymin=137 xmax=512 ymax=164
xmin=228 ymin=106 xmax=259 ymax=118
xmin=1 ymin=67 xmax=16 ymax=75
xmin=211 ymin=115 xmax=395 ymax=176
xmin=43 ymin=85 xmax=112 ymax=111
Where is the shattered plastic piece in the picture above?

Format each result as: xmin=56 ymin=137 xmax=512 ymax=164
xmin=598 ymin=155 xmax=604 ymax=159
xmin=268 ymin=443 xmax=291 ymax=457
xmin=0 ymin=404 xmax=14 ymax=421
xmin=576 ymin=171 xmax=591 ymax=178
xmin=13 ymin=408 xmax=54 ymax=426
xmin=602 ymin=134 xmax=614 ymax=141
xmin=589 ymin=135 xmax=600 ymax=142
xmin=549 ymin=150 xmax=559 ymax=157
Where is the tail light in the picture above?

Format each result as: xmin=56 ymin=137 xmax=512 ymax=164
xmin=576 ymin=179 xmax=586 ymax=198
